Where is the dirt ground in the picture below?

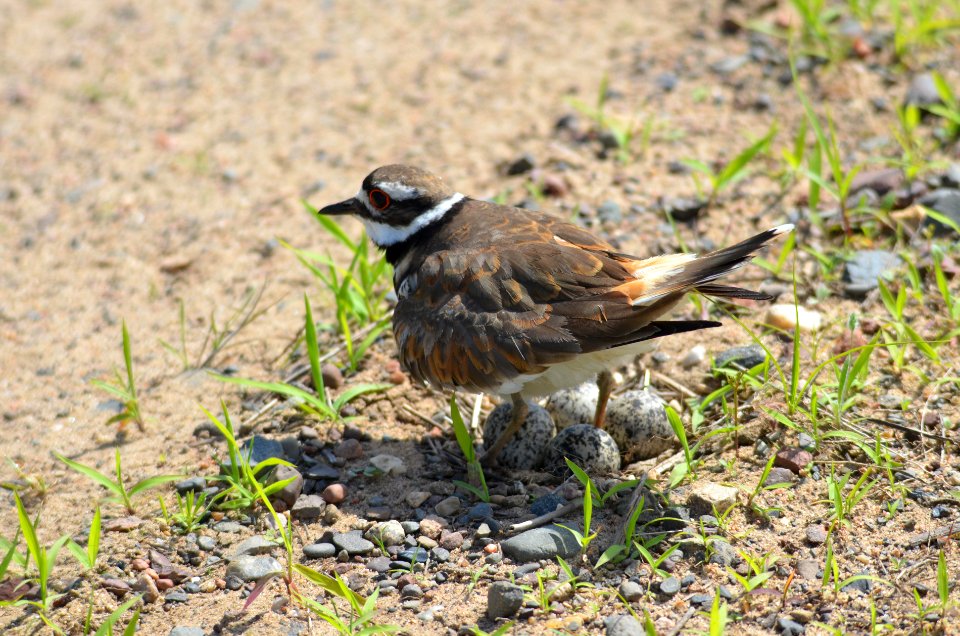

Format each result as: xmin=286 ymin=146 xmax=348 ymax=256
xmin=2 ymin=0 xmax=959 ymax=634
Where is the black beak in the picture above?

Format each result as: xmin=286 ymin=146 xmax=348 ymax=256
xmin=317 ymin=197 xmax=360 ymax=216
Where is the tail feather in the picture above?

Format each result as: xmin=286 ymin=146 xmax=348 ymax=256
xmin=627 ymin=224 xmax=792 ymax=306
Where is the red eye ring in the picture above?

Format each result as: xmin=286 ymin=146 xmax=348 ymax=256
xmin=368 ymin=189 xmax=391 ymax=210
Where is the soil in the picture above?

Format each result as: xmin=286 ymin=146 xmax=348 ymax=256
xmin=1 ymin=0 xmax=959 ymax=635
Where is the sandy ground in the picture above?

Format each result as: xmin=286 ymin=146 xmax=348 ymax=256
xmin=2 ymin=0 xmax=959 ymax=634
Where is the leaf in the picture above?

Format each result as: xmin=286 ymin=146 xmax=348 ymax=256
xmin=127 ymin=474 xmax=185 ymax=498
xmin=449 ymin=395 xmax=475 ymax=463
xmin=94 ymin=595 xmax=142 ymax=636
xmin=55 ymin=454 xmax=122 ymax=498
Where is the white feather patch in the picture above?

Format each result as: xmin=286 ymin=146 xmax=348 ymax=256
xmin=362 ymin=192 xmax=465 ymax=247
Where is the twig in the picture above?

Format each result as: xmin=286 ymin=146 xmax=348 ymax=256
xmin=651 ymin=370 xmax=698 ymax=399
xmin=907 ymin=522 xmax=960 ymax=548
xmin=667 ymin=607 xmax=697 ymax=636
xmin=507 ymin=500 xmax=582 ymax=534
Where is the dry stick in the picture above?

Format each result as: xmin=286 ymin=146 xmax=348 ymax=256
xmin=507 ymin=499 xmax=583 ymax=534
xmin=651 ymin=370 xmax=698 ymax=399
xmin=667 ymin=607 xmax=698 ymax=636
xmin=907 ymin=521 xmax=960 ymax=548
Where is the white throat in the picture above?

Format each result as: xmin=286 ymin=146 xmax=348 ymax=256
xmin=361 ymin=192 xmax=465 ymax=247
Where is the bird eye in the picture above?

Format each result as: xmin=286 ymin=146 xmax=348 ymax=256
xmin=369 ymin=189 xmax=391 ymax=210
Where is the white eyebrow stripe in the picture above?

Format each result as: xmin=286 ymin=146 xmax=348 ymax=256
xmin=362 ymin=192 xmax=465 ymax=247
xmin=375 ymin=181 xmax=420 ymax=201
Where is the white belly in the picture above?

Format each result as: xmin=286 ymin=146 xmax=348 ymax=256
xmin=494 ymin=341 xmax=656 ymax=397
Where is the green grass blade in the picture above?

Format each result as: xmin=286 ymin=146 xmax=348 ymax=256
xmin=56 ymin=454 xmax=123 ymax=498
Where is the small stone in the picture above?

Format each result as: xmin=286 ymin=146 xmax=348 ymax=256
xmin=919 ymin=189 xmax=960 ymax=236
xmin=468 ymin=503 xmax=493 ymax=520
xmin=766 ymin=305 xmax=822 ymax=332
xmin=239 ymin=436 xmax=285 ymax=465
xmin=417 ymin=536 xmax=438 ymax=549
xmin=905 ymin=73 xmax=942 ymax=108
xmin=175 ymin=477 xmax=206 ymax=494
xmin=714 ymin=345 xmax=766 ymax=370
xmin=231 ymin=536 xmax=278 ymax=558
xmin=505 ymin=153 xmax=536 ymax=175
xmin=169 ymin=628 xmax=205 ymax=636
xmin=681 ymin=345 xmax=706 ymax=369
xmin=805 ymin=525 xmax=828 ymax=545
xmin=291 ymin=494 xmax=326 ymax=521
xmin=133 ymin=573 xmax=160 ymax=603
xmin=605 ymin=613 xmax=644 ymax=636
xmin=708 ymin=540 xmax=737 ymax=567
xmin=365 ymin=520 xmax=406 ymax=547
xmin=213 ymin=521 xmax=243 ymax=533
xmin=655 ymin=72 xmax=678 ymax=92
xmin=156 ymin=579 xmax=174 ymax=591
xmin=764 ymin=467 xmax=796 ymax=486
xmin=370 ymin=454 xmax=407 ymax=476
xmin=843 ymin=250 xmax=901 ymax=297
xmin=778 ymin=618 xmax=805 ymax=636
xmin=303 ymin=542 xmax=336 ymax=559
xmin=366 ymin=557 xmax=391 ymax=573
xmin=322 ymin=484 xmax=347 ymax=504
xmin=418 ymin=518 xmax=443 ymax=539
xmin=618 ymin=579 xmax=643 ymax=601
xmin=487 ymin=581 xmax=524 ymax=619
xmin=405 ymin=491 xmax=431 ymax=508
xmin=164 ymin=591 xmax=189 ymax=603
xmin=226 ymin=556 xmax=283 ymax=582
xmin=435 ymin=496 xmax=461 ymax=517
xmin=334 ymin=438 xmax=363 ymax=460
xmin=401 ymin=584 xmax=423 ymax=599
xmin=775 ymin=448 xmax=813 ymax=473
xmin=660 ymin=196 xmax=707 ymax=222
xmin=430 ymin=547 xmax=451 ymax=563
xmin=500 ymin=525 xmax=580 ymax=562
xmin=659 ymin=576 xmax=681 ymax=596
xmin=332 ymin=531 xmax=375 ymax=556
xmin=798 ymin=433 xmax=815 ymax=450
xmin=688 ymin=482 xmax=738 ymax=516
xmin=304 ymin=462 xmax=339 ymax=481
xmin=197 ymin=536 xmax=216 ymax=552
xmin=320 ymin=363 xmax=343 ymax=390
xmin=439 ymin=531 xmax=464 ymax=550
xmin=104 ymin=516 xmax=142 ymax=533
xmin=266 ymin=465 xmax=303 ymax=512
xmin=598 ymin=200 xmax=623 ymax=224
xmin=397 ymin=547 xmax=430 ymax=564
xmin=101 ymin=578 xmax=132 ymax=598
xmin=796 ymin=559 xmax=819 ymax=580
xmin=531 ymin=493 xmax=565 ymax=516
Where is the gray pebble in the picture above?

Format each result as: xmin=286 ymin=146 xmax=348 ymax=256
xmin=230 ymin=536 xmax=277 ymax=559
xmin=197 ymin=536 xmax=216 ymax=552
xmin=487 ymin=581 xmax=524 ymax=619
xmin=500 ymin=525 xmax=580 ymax=563
xmin=618 ymin=579 xmax=643 ymax=601
xmin=659 ymin=576 xmax=681 ymax=596
xmin=714 ymin=345 xmax=767 ymax=370
xmin=303 ymin=543 xmax=336 ymax=559
xmin=332 ymin=531 xmax=375 ymax=556
xmin=226 ymin=555 xmax=283 ymax=582
xmin=169 ymin=629 xmax=204 ymax=636
xmin=605 ymin=613 xmax=645 ymax=636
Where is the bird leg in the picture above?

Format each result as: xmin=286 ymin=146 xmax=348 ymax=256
xmin=594 ymin=369 xmax=614 ymax=428
xmin=480 ymin=393 xmax=528 ymax=467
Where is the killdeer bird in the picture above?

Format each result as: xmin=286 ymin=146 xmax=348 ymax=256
xmin=319 ymin=165 xmax=792 ymax=466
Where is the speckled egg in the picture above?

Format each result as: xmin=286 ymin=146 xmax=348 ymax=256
xmin=605 ymin=390 xmax=675 ymax=461
xmin=544 ymin=382 xmax=599 ymax=430
xmin=543 ymin=425 xmax=621 ymax=476
xmin=482 ymin=401 xmax=557 ymax=470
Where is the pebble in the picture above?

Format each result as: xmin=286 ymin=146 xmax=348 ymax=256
xmin=764 ymin=467 xmax=796 ymax=486
xmin=766 ymin=304 xmax=822 ymax=332
xmin=134 ymin=573 xmax=160 ymax=603
xmin=434 ymin=496 xmax=461 ymax=517
xmin=175 ymin=477 xmax=206 ymax=494
xmin=365 ymin=520 xmax=406 ymax=547
xmin=468 ymin=503 xmax=493 ymax=520
xmin=164 ymin=591 xmax=189 ymax=603
xmin=401 ymin=584 xmax=423 ymax=599
xmin=904 ymin=73 xmax=942 ymax=108
xmin=418 ymin=518 xmax=443 ymax=539
xmin=104 ymin=516 xmax=142 ymax=533
xmin=397 ymin=547 xmax=429 ymax=564
xmin=239 ymin=436 xmax=285 ymax=465
xmin=709 ymin=540 xmax=737 ymax=567
xmin=775 ymin=448 xmax=813 ymax=473
xmin=431 ymin=547 xmax=450 ymax=563
xmin=544 ymin=425 xmax=621 ymax=476
xmin=530 ymin=493 xmax=565 ymax=516
xmin=659 ymin=576 xmax=681 ymax=596
xmin=843 ymin=250 xmax=901 ymax=297
xmin=334 ymin=438 xmax=363 ymax=459
xmin=598 ymin=200 xmax=623 ymax=224
xmin=225 ymin=556 xmax=283 ymax=582
xmin=230 ymin=536 xmax=277 ymax=558
xmin=714 ymin=345 xmax=766 ymax=370
xmin=197 ymin=536 xmax=216 ymax=552
xmin=320 ymin=363 xmax=343 ymax=389
xmin=303 ymin=542 xmax=336 ymax=559
xmin=482 ymin=400 xmax=557 ymax=469
xmin=605 ymin=390 xmax=674 ymax=461
xmin=506 ymin=153 xmax=535 ymax=175
xmin=101 ymin=578 xmax=132 ymax=598
xmin=796 ymin=559 xmax=820 ymax=580
xmin=805 ymin=525 xmax=828 ymax=545
xmin=487 ymin=581 xmax=524 ymax=619
xmin=322 ymin=484 xmax=347 ymax=504
xmin=619 ymin=579 xmax=643 ymax=601
xmin=605 ymin=614 xmax=645 ymax=636
xmin=366 ymin=556 xmax=391 ymax=573
xmin=500 ymin=525 xmax=580 ymax=562
xmin=688 ymin=482 xmax=738 ymax=516
xmin=169 ymin=628 xmax=204 ymax=636
xmin=304 ymin=462 xmax=339 ymax=480
xmin=545 ymin=382 xmax=600 ymax=431
xmin=660 ymin=196 xmax=707 ymax=222
xmin=370 ymin=454 xmax=407 ymax=476
xmin=779 ymin=618 xmax=805 ymax=635
xmin=919 ymin=189 xmax=960 ymax=236
xmin=291 ymin=494 xmax=326 ymax=520
xmin=405 ymin=491 xmax=431 ymax=508
xmin=681 ymin=345 xmax=706 ymax=368
xmin=439 ymin=530 xmax=464 ymax=550
xmin=332 ymin=531 xmax=375 ymax=556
